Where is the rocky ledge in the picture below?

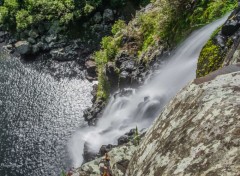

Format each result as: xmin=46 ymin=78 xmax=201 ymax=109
xmin=73 ymin=65 xmax=240 ymax=176
xmin=126 ymin=65 xmax=240 ymax=175
xmin=0 ymin=8 xmax=126 ymax=80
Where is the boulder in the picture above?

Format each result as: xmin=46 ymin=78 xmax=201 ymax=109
xmin=27 ymin=37 xmax=36 ymax=45
xmin=103 ymin=9 xmax=114 ymax=22
xmin=28 ymin=29 xmax=39 ymax=39
xmin=83 ymin=142 xmax=98 ymax=163
xmin=32 ymin=42 xmax=44 ymax=54
xmin=118 ymin=135 xmax=129 ymax=145
xmin=45 ymin=34 xmax=57 ymax=44
xmin=93 ymin=12 xmax=102 ymax=23
xmin=99 ymin=144 xmax=115 ymax=156
xmin=83 ymin=100 xmax=105 ymax=126
xmin=126 ymin=67 xmax=240 ymax=175
xmin=15 ymin=41 xmax=32 ymax=55
xmin=50 ymin=48 xmax=65 ymax=60
xmin=85 ymin=60 xmax=96 ymax=77
xmin=222 ymin=19 xmax=240 ymax=36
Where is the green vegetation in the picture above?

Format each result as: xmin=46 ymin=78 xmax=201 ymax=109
xmin=197 ymin=30 xmax=234 ymax=78
xmin=196 ymin=40 xmax=225 ymax=77
xmin=0 ymin=0 xmax=144 ymax=32
xmin=134 ymin=126 xmax=140 ymax=146
xmin=94 ymin=0 xmax=237 ymax=100
xmin=94 ymin=31 xmax=123 ymax=100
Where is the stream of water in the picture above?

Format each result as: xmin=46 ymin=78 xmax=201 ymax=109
xmin=69 ymin=15 xmax=229 ymax=167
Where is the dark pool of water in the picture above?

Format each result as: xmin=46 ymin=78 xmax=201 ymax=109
xmin=0 ymin=54 xmax=93 ymax=176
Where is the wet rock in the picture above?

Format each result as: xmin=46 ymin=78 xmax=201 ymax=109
xmin=37 ymin=24 xmax=46 ymax=34
xmin=45 ymin=34 xmax=57 ymax=44
xmin=83 ymin=100 xmax=105 ymax=126
xmin=115 ymin=51 xmax=131 ymax=68
xmin=103 ymin=9 xmax=114 ymax=22
xmin=105 ymin=62 xmax=118 ymax=91
xmin=32 ymin=42 xmax=44 ymax=54
xmin=15 ymin=41 xmax=32 ymax=55
xmin=28 ymin=29 xmax=39 ymax=39
xmin=27 ymin=37 xmax=36 ymax=45
xmin=85 ymin=60 xmax=97 ymax=78
xmin=91 ymin=84 xmax=98 ymax=103
xmin=127 ymin=69 xmax=240 ymax=175
xmin=83 ymin=142 xmax=97 ymax=163
xmin=125 ymin=129 xmax=135 ymax=136
xmin=213 ymin=34 xmax=226 ymax=48
xmin=50 ymin=48 xmax=65 ymax=60
xmin=119 ymin=70 xmax=131 ymax=86
xmin=120 ymin=60 xmax=136 ymax=72
xmin=118 ymin=135 xmax=129 ymax=145
xmin=222 ymin=19 xmax=240 ymax=36
xmin=50 ymin=46 xmax=77 ymax=61
xmin=99 ymin=144 xmax=115 ymax=156
xmin=8 ymin=38 xmax=17 ymax=44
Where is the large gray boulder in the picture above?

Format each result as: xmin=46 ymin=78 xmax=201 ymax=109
xmin=15 ymin=41 xmax=31 ymax=55
xmin=126 ymin=65 xmax=240 ymax=175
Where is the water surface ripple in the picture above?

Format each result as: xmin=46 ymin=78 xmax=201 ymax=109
xmin=0 ymin=56 xmax=93 ymax=176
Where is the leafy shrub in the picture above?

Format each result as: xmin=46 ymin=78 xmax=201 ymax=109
xmin=111 ymin=20 xmax=126 ymax=35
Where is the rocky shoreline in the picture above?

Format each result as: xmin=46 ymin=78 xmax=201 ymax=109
xmin=0 ymin=7 xmax=137 ymax=79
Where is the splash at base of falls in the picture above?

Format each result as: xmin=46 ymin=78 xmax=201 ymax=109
xmin=68 ymin=15 xmax=229 ymax=167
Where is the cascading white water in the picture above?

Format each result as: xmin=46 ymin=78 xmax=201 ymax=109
xmin=68 ymin=15 xmax=229 ymax=167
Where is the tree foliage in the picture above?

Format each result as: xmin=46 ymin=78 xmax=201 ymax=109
xmin=0 ymin=0 xmax=135 ymax=31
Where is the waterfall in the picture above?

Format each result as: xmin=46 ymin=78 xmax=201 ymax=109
xmin=68 ymin=15 xmax=229 ymax=167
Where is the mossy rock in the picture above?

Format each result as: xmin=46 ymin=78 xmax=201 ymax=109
xmin=196 ymin=40 xmax=225 ymax=78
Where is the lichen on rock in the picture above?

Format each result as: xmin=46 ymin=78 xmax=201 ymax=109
xmin=126 ymin=67 xmax=240 ymax=176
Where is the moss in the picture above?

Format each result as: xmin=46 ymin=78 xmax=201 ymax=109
xmin=196 ymin=40 xmax=225 ymax=78
xmin=97 ymin=66 xmax=110 ymax=101
xmin=111 ymin=20 xmax=126 ymax=35
xmin=210 ymin=26 xmax=222 ymax=39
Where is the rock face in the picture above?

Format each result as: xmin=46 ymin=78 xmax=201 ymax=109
xmin=126 ymin=66 xmax=240 ymax=175
xmin=73 ymin=142 xmax=138 ymax=176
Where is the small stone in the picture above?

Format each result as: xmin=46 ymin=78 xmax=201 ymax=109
xmin=93 ymin=12 xmax=102 ymax=23
xmin=27 ymin=37 xmax=36 ymax=44
xmin=15 ymin=41 xmax=32 ymax=55
xmin=85 ymin=60 xmax=97 ymax=77
xmin=45 ymin=35 xmax=57 ymax=43
xmin=28 ymin=30 xmax=39 ymax=39
xmin=103 ymin=9 xmax=114 ymax=22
